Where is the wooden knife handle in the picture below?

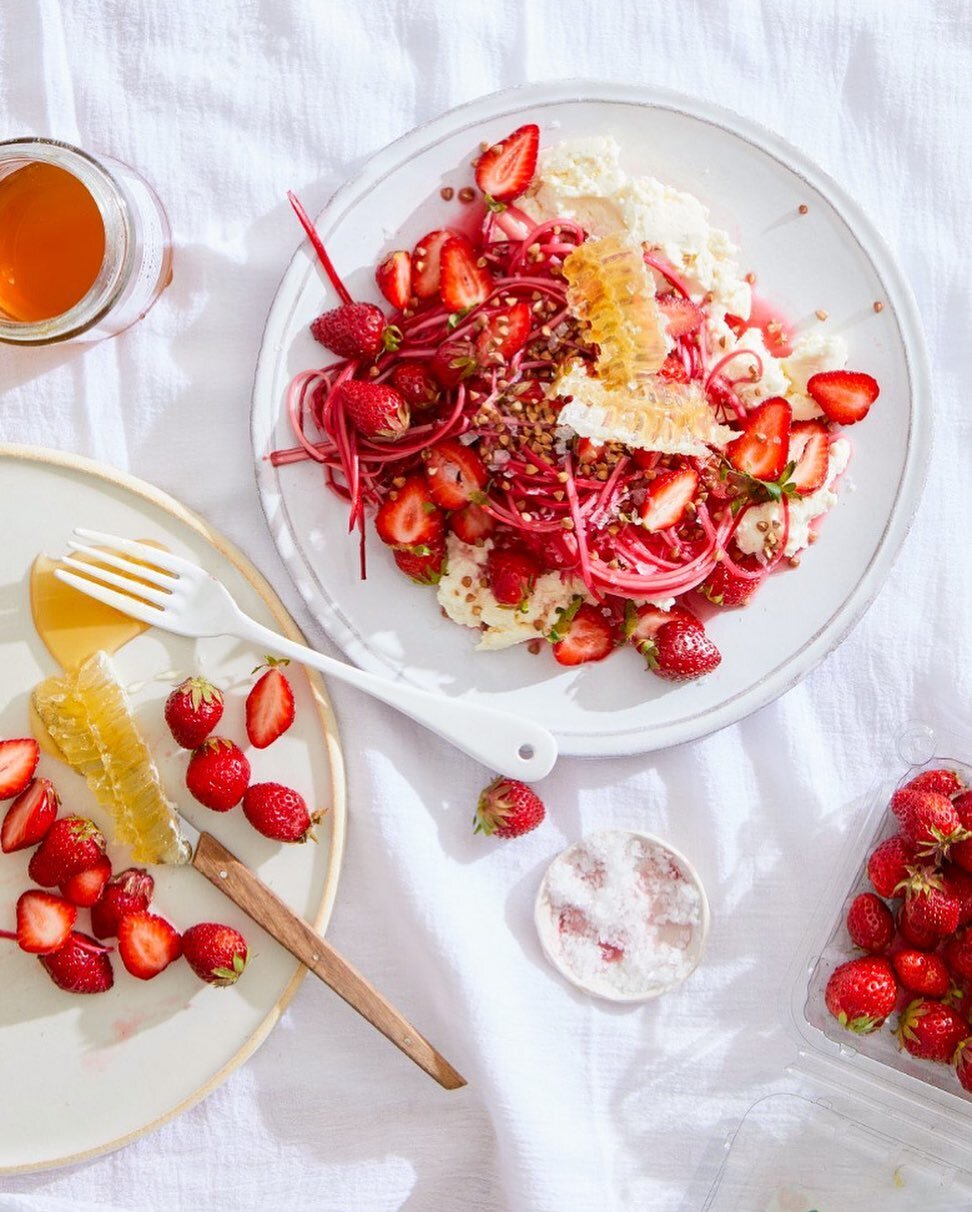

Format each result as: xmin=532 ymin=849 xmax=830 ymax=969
xmin=192 ymin=832 xmax=466 ymax=1091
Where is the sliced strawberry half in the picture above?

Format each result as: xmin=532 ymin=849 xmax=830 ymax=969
xmin=807 ymin=369 xmax=879 ymax=425
xmin=474 ymin=123 xmax=539 ymax=203
xmin=625 ymin=602 xmax=703 ymax=657
xmin=475 ymin=301 xmax=532 ymax=365
xmin=788 ymin=420 xmax=830 ymax=495
xmin=656 ymin=293 xmax=703 ymax=338
xmin=424 ymin=438 xmax=488 ymax=510
xmin=0 ymin=738 xmax=40 ymax=800
xmin=375 ymin=249 xmax=411 ymax=310
xmin=726 ymin=397 xmax=792 ymax=480
xmin=16 ymin=890 xmax=76 ymax=955
xmin=245 ymin=663 xmax=296 ymax=750
xmin=439 ymin=235 xmax=493 ymax=312
xmin=375 ymin=476 xmax=444 ymax=550
xmin=118 ymin=912 xmax=182 ymax=980
xmin=640 ymin=466 xmax=699 ymax=532
xmin=450 ymin=502 xmax=494 ymax=544
xmin=486 ymin=547 xmax=540 ymax=608
xmin=411 ymin=229 xmax=456 ymax=300
xmin=60 ymin=855 xmax=113 ymax=908
xmin=394 ymin=538 xmax=447 ymax=585
xmin=1 ymin=777 xmax=58 ymax=853
xmin=552 ymin=603 xmax=616 ymax=666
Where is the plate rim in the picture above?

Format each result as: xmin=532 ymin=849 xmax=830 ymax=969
xmin=250 ymin=78 xmax=932 ymax=757
xmin=0 ymin=441 xmax=347 ymax=1175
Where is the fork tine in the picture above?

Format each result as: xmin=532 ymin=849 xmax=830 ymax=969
xmin=54 ymin=569 xmax=164 ymax=626
xmin=60 ymin=557 xmax=173 ymax=607
xmin=66 ymin=542 xmax=177 ymax=588
xmin=73 ymin=529 xmax=195 ymax=576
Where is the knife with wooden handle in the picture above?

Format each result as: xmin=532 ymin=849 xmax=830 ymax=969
xmin=183 ymin=821 xmax=465 ymax=1091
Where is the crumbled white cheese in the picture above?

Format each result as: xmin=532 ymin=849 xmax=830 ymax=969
xmin=536 ymin=830 xmax=704 ymax=999
xmin=732 ymin=327 xmax=790 ymax=407
xmin=436 ymin=535 xmax=584 ymax=651
xmin=781 ymin=331 xmax=849 ymax=420
xmin=734 ymin=437 xmax=852 ymax=560
xmin=521 ymin=136 xmax=751 ymax=318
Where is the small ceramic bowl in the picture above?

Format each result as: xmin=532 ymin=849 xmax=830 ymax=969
xmin=534 ymin=829 xmax=710 ymax=1003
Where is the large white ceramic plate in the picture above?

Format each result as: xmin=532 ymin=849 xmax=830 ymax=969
xmin=0 ymin=445 xmax=346 ymax=1173
xmin=252 ymin=79 xmax=930 ymax=758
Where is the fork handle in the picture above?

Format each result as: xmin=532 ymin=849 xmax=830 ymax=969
xmin=234 ymin=615 xmax=557 ymax=781
xmin=192 ymin=832 xmax=465 ymax=1090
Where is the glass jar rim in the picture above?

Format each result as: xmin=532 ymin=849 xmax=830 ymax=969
xmin=0 ymin=137 xmax=134 ymax=345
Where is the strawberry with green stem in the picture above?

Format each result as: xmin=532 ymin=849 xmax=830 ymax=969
xmin=825 ymin=956 xmax=898 ymax=1034
xmin=474 ymin=777 xmax=545 ymax=839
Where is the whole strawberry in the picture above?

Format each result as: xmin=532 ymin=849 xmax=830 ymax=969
xmin=182 ymin=922 xmax=249 ymax=986
xmin=846 ymin=892 xmax=894 ymax=953
xmin=474 ymin=777 xmax=545 ymax=840
xmin=310 ymin=302 xmax=392 ymax=360
xmin=824 ymin=956 xmax=898 ymax=1034
xmin=164 ymin=676 xmax=224 ymax=749
xmin=897 ymin=997 xmax=968 ymax=1062
xmin=945 ymin=926 xmax=972 ymax=983
xmin=904 ymin=769 xmax=964 ymax=798
xmin=28 ymin=816 xmax=106 ymax=887
xmin=242 ymin=782 xmax=314 ymax=842
xmin=897 ymin=901 xmax=940 ymax=950
xmin=944 ymin=863 xmax=972 ymax=925
xmin=902 ymin=880 xmax=961 ymax=938
xmin=949 ymin=792 xmax=972 ymax=873
xmin=245 ymin=659 xmax=295 ymax=750
xmin=866 ymin=834 xmax=918 ymax=898
xmin=332 ymin=380 xmax=410 ymax=441
xmin=186 ymin=738 xmax=250 ymax=811
xmin=648 ymin=618 xmax=722 ymax=681
xmin=897 ymin=789 xmax=964 ymax=857
xmin=91 ymin=867 xmax=155 ymax=939
xmin=40 ymin=931 xmax=114 ymax=994
xmin=954 ymin=1037 xmax=972 ymax=1092
xmin=390 ymin=363 xmax=441 ymax=411
xmin=892 ymin=949 xmax=951 ymax=999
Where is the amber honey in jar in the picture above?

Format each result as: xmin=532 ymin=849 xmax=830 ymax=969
xmin=0 ymin=138 xmax=172 ymax=345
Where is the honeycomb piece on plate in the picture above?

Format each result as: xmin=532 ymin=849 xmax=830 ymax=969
xmin=33 ymin=650 xmax=190 ymax=865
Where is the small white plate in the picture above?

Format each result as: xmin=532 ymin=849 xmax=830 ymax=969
xmin=251 ymin=79 xmax=930 ymax=757
xmin=0 ymin=445 xmax=346 ymax=1173
xmin=534 ymin=829 xmax=710 ymax=1003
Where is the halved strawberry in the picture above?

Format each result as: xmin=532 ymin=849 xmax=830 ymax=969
xmin=60 ymin=855 xmax=112 ymax=908
xmin=656 ymin=293 xmax=703 ymax=338
xmin=374 ymin=476 xmax=444 ymax=550
xmin=0 ymin=738 xmax=40 ymax=800
xmin=1 ymin=777 xmax=58 ymax=853
xmin=411 ymin=229 xmax=456 ymax=300
xmin=640 ymin=466 xmax=699 ymax=532
xmin=333 ymin=380 xmax=410 ymax=442
xmin=16 ymin=890 xmax=76 ymax=954
xmin=245 ymin=661 xmax=296 ymax=750
xmin=486 ymin=546 xmax=540 ymax=608
xmin=726 ymin=397 xmax=792 ymax=480
xmin=394 ymin=538 xmax=447 ymax=585
xmin=424 ymin=438 xmax=488 ymax=510
xmin=788 ymin=420 xmax=830 ymax=495
xmin=474 ymin=123 xmax=539 ymax=203
xmin=625 ymin=602 xmax=702 ymax=657
xmin=439 ymin=235 xmax=493 ymax=312
xmin=552 ymin=603 xmax=616 ymax=666
xmin=375 ymin=250 xmax=411 ymax=310
xmin=475 ymin=301 xmax=532 ymax=365
xmin=91 ymin=868 xmax=154 ymax=940
xmin=806 ymin=369 xmax=880 ymax=425
xmin=657 ymin=353 xmax=690 ymax=383
xmin=118 ymin=912 xmax=182 ymax=980
xmin=450 ymin=502 xmax=494 ymax=544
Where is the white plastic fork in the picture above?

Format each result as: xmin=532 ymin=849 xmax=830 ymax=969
xmin=56 ymin=529 xmax=558 ymax=780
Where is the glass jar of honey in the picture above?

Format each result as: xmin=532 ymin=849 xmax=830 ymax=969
xmin=0 ymin=138 xmax=172 ymax=345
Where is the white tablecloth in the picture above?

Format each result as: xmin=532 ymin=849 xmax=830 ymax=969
xmin=1 ymin=1 xmax=969 ymax=1208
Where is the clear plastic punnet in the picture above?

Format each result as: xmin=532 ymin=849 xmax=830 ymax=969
xmin=705 ymin=724 xmax=972 ymax=1210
